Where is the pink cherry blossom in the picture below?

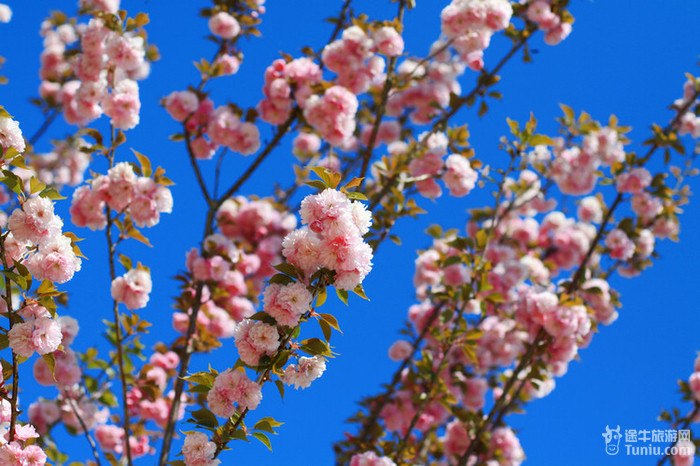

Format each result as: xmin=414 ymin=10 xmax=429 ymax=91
xmin=208 ymin=12 xmax=241 ymax=39
xmin=283 ymin=355 xmax=327 ymax=389
xmin=111 ymin=268 xmax=153 ymax=310
xmin=207 ymin=369 xmax=262 ymax=417
xmin=183 ymin=431 xmax=220 ymax=466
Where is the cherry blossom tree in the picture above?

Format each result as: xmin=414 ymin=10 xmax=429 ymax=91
xmin=0 ymin=0 xmax=698 ymax=465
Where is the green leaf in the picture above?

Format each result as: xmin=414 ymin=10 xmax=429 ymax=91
xmin=255 ymin=416 xmax=283 ymax=428
xmin=274 ymin=379 xmax=285 ymax=400
xmin=134 ymin=11 xmax=150 ymax=27
xmin=560 ymin=103 xmax=575 ymax=122
xmin=41 ymin=353 xmax=56 ymax=379
xmin=230 ymin=428 xmax=249 ymax=441
xmin=1 ymin=270 xmax=27 ymax=290
xmin=0 ymin=170 xmax=24 ymax=197
xmin=9 ymin=156 xmax=29 ymax=170
xmin=127 ymin=226 xmax=153 ymax=247
xmin=273 ymin=263 xmax=299 ymax=278
xmin=99 ymin=390 xmax=118 ymax=407
xmin=119 ymin=254 xmax=133 ymax=271
xmin=529 ymin=134 xmax=554 ymax=146
xmin=309 ymin=167 xmax=332 ymax=185
xmin=114 ymin=130 xmax=126 ymax=147
xmin=29 ymin=177 xmax=46 ymax=194
xmin=345 ymin=191 xmax=368 ymax=201
xmin=316 ymin=287 xmax=327 ymax=307
xmin=251 ymin=432 xmax=272 ymax=451
xmin=319 ymin=318 xmax=332 ymax=342
xmin=478 ymin=100 xmax=489 ymax=117
xmin=254 ymin=416 xmax=283 ymax=433
xmin=317 ymin=313 xmax=340 ymax=332
xmin=300 ymin=338 xmax=330 ymax=357
xmin=182 ymin=371 xmax=216 ymax=386
xmin=443 ymin=255 xmax=462 ymax=267
xmin=132 ymin=149 xmax=152 ymax=177
xmin=462 ymin=344 xmax=478 ymax=364
xmin=305 ymin=180 xmax=328 ymax=191
xmin=485 ymin=292 xmax=505 ymax=304
xmin=475 ymin=229 xmax=488 ymax=249
xmin=0 ymin=334 xmax=8 ymax=351
xmin=14 ymin=261 xmax=32 ymax=291
xmin=353 ymin=284 xmax=369 ymax=301
xmin=506 ymin=118 xmax=520 ymax=136
xmin=191 ymin=408 xmax=219 ymax=428
xmin=335 ymin=287 xmax=348 ymax=305
xmin=39 ymin=187 xmax=67 ymax=200
xmin=83 ymin=128 xmax=103 ymax=145
xmin=268 ymin=273 xmax=295 ymax=286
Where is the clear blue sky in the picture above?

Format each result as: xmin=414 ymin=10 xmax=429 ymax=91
xmin=1 ymin=1 xmax=700 ymax=464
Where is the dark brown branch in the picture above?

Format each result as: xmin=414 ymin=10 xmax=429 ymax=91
xmin=105 ymin=126 xmax=134 ymax=466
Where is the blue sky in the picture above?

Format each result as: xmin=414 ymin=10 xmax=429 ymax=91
xmin=1 ymin=0 xmax=700 ymax=464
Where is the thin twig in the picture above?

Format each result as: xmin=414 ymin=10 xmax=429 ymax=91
xmin=0 ymin=234 xmax=18 ymax=443
xmin=657 ymin=403 xmax=700 ymax=466
xmin=106 ymin=126 xmax=134 ymax=466
xmin=215 ymin=109 xmax=298 ymax=210
xmin=213 ymin=148 xmax=228 ymax=199
xmin=185 ymin=129 xmax=212 ymax=206
xmin=67 ymin=396 xmax=103 ymax=466
xmin=158 ymin=282 xmax=206 ymax=465
xmin=28 ymin=108 xmax=60 ymax=147
xmin=359 ymin=0 xmax=406 ymax=183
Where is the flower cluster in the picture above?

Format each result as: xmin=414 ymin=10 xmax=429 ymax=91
xmin=350 ymin=451 xmax=396 ymax=466
xmin=71 ymin=161 xmax=173 ymax=230
xmin=541 ymin=126 xmax=625 ymax=196
xmin=32 ymin=138 xmax=91 ymax=191
xmin=291 ymin=188 xmax=373 ymax=290
xmin=164 ymin=90 xmax=261 ymax=156
xmin=8 ymin=196 xmax=82 ymax=284
xmin=407 ymin=132 xmax=479 ymax=199
xmin=207 ymin=106 xmax=260 ymax=155
xmin=182 ymin=431 xmax=220 ymax=466
xmin=203 ymin=188 xmax=373 ymax=428
xmin=526 ymin=1 xmax=573 ymax=46
xmin=440 ymin=0 xmax=513 ymax=70
xmin=0 ymin=4 xmax=11 ymax=24
xmin=0 ymin=427 xmax=46 ymax=464
xmin=387 ymin=43 xmax=466 ymax=125
xmin=283 ymin=355 xmax=327 ymax=389
xmin=38 ymin=5 xmax=156 ymax=130
xmin=32 ymin=316 xmax=81 ymax=389
xmin=321 ymin=25 xmax=389 ymax=94
xmin=258 ymin=57 xmax=322 ymax=124
xmin=207 ymin=368 xmax=262 ymax=417
xmin=7 ymin=303 xmax=62 ymax=358
xmin=304 ymin=85 xmax=359 ymax=147
xmin=32 ymin=347 xmax=183 ymax=459
xmin=208 ymin=11 xmax=241 ymax=40
xmin=172 ymin=198 xmax=296 ymax=343
xmin=111 ymin=267 xmax=152 ymax=310
xmin=0 ymin=114 xmax=25 ymax=154
xmin=676 ymin=77 xmax=700 ymax=138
